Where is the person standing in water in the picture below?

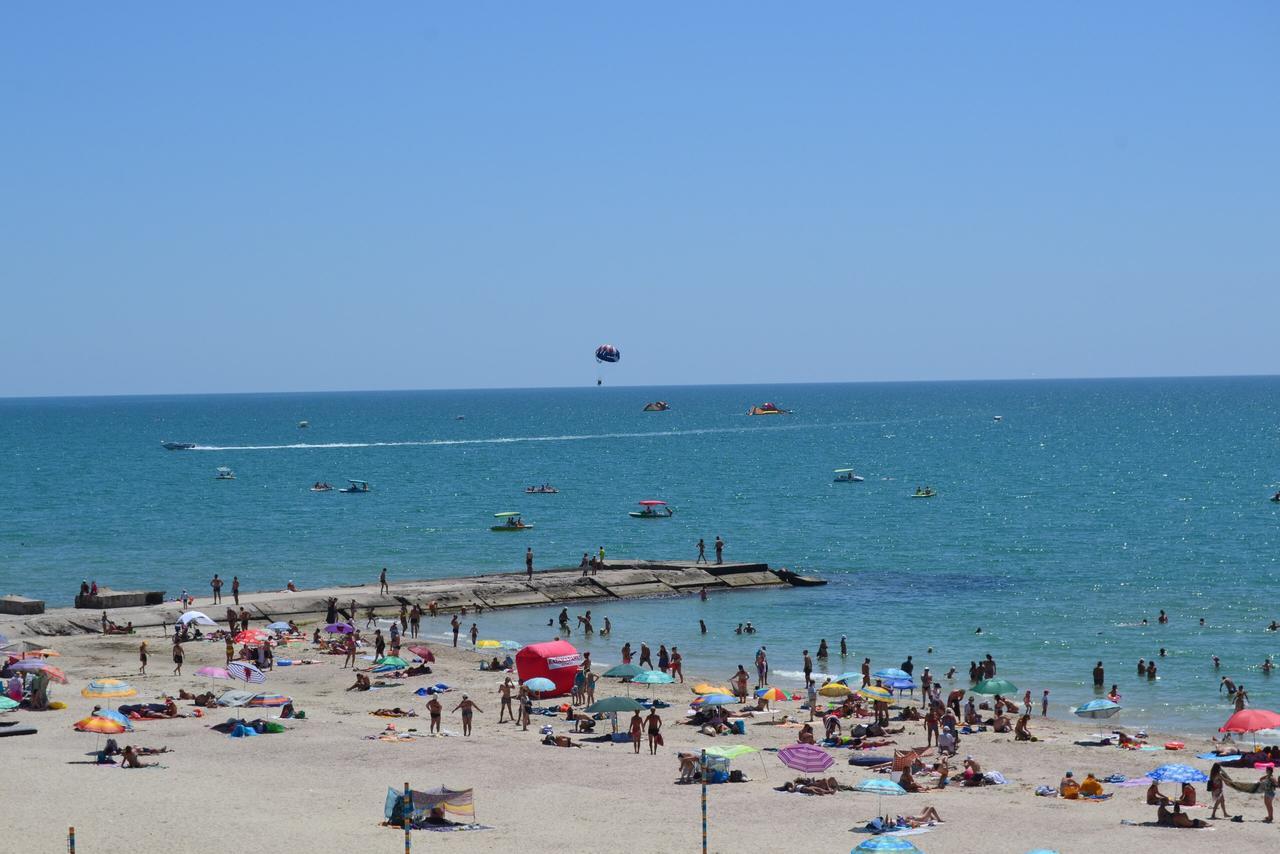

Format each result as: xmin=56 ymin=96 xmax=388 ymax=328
xmin=1092 ymin=661 xmax=1105 ymax=689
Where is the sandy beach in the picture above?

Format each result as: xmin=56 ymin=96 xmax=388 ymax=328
xmin=3 ymin=591 xmax=1277 ymax=854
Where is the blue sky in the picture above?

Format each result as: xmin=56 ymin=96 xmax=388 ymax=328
xmin=2 ymin=3 xmax=1276 ymax=396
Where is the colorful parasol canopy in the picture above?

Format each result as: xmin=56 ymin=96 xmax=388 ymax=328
xmin=819 ymin=683 xmax=852 ymax=697
xmin=233 ymin=630 xmax=269 ymax=645
xmin=755 ymin=687 xmax=788 ymax=701
xmin=82 ymin=678 xmax=137 ymax=699
xmin=246 ymin=693 xmax=290 ymax=708
xmin=226 ymin=662 xmax=266 ymax=684
xmin=195 ymin=666 xmax=231 ymax=680
xmin=407 ymin=646 xmax=436 ymax=662
xmin=777 ymin=743 xmax=834 ymax=773
xmin=692 ymin=683 xmax=731 ymax=695
xmin=74 ymin=716 xmax=127 ymax=734
xmin=1219 ymin=708 xmax=1280 ymax=733
xmin=857 ymin=685 xmax=893 ymax=703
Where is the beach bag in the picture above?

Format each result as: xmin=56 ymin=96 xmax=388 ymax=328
xmin=654 ymin=732 xmax=664 ymax=746
xmin=865 ymin=818 xmax=886 ymax=834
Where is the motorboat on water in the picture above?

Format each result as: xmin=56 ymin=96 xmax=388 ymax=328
xmin=525 ymin=485 xmax=559 ymax=494
xmin=162 ymin=441 xmax=197 ymax=451
xmin=748 ymin=402 xmax=790 ymax=416
xmin=833 ymin=468 xmax=864 ymax=483
xmin=298 ymin=421 xmax=309 ymax=428
xmin=628 ymin=500 xmax=673 ymax=518
xmin=992 ymin=415 xmax=1003 ymax=422
xmin=311 ymin=482 xmax=334 ymax=492
xmin=912 ymin=487 xmax=937 ymax=498
xmin=642 ymin=401 xmax=671 ymax=412
xmin=339 ymin=479 xmax=371 ymax=493
xmin=491 ymin=512 xmax=533 ymax=531
xmin=215 ymin=467 xmax=236 ymax=480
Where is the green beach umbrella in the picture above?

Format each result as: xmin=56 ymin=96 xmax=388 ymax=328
xmin=632 ymin=670 xmax=675 ymax=685
xmin=972 ymin=678 xmax=1017 ymax=696
xmin=375 ymin=656 xmax=409 ymax=668
xmin=703 ymin=744 xmax=757 ymax=760
xmin=604 ymin=663 xmax=644 ymax=679
xmin=585 ymin=696 xmax=646 ymax=714
xmin=0 ymin=696 xmax=19 ymax=711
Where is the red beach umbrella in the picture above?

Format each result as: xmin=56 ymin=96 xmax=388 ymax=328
xmin=1219 ymin=709 xmax=1280 ymax=733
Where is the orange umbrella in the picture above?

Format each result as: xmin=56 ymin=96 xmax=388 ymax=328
xmin=74 ymin=716 xmax=127 ymax=734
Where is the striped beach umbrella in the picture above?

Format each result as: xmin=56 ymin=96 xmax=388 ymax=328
xmin=692 ymin=683 xmax=730 ymax=695
xmin=82 ymin=678 xmax=138 ymax=699
xmin=75 ymin=716 xmax=127 ymax=734
xmin=777 ymin=743 xmax=834 ymax=774
xmin=857 ymin=685 xmax=893 ymax=703
xmin=226 ymin=662 xmax=266 ymax=684
xmin=246 ymin=693 xmax=290 ymax=708
xmin=692 ymin=694 xmax=737 ymax=707
xmin=755 ymin=687 xmax=788 ymax=701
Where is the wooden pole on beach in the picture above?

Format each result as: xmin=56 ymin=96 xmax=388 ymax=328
xmin=700 ymin=750 xmax=708 ymax=854
xmin=67 ymin=826 xmax=75 ymax=853
xmin=403 ymin=781 xmax=412 ymax=854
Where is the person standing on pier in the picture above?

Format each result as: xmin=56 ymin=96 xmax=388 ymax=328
xmin=231 ymin=575 xmax=240 ymax=605
xmin=379 ymin=567 xmax=388 ymax=595
xmin=696 ymin=539 xmax=707 ymax=564
xmin=210 ymin=573 xmax=223 ymax=604
xmin=714 ymin=536 xmax=724 ymax=564
xmin=598 ymin=545 xmax=606 ymax=568
xmin=526 ymin=547 xmax=534 ymax=580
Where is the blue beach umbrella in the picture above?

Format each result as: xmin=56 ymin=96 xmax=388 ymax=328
xmin=632 ymin=670 xmax=674 ymax=685
xmin=1026 ymin=850 xmax=1061 ymax=854
xmin=852 ymin=836 xmax=923 ymax=853
xmin=695 ymin=694 xmax=737 ymax=706
xmin=1073 ymin=699 xmax=1121 ymax=719
xmin=834 ymin=672 xmax=862 ymax=685
xmin=1148 ymin=764 xmax=1208 ymax=783
xmin=523 ymin=677 xmax=556 ymax=695
xmin=92 ymin=708 xmax=133 ymax=730
xmin=873 ymin=668 xmax=910 ymax=681
xmin=853 ymin=777 xmax=906 ymax=816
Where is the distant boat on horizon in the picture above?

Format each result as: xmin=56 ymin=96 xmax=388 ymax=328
xmin=161 ymin=441 xmax=197 ymax=451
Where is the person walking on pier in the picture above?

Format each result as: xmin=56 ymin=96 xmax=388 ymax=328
xmin=526 ymin=547 xmax=534 ymax=580
xmin=696 ymin=539 xmax=707 ymax=564
xmin=210 ymin=573 xmax=223 ymax=604
xmin=714 ymin=536 xmax=724 ymax=564
xmin=379 ymin=567 xmax=389 ymax=595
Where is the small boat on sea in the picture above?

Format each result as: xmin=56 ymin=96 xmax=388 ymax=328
xmin=642 ymin=401 xmax=671 ymax=412
xmin=992 ymin=415 xmax=1003 ymax=422
xmin=629 ymin=500 xmax=674 ymax=519
xmin=339 ymin=479 xmax=371 ymax=494
xmin=748 ymin=402 xmax=790 ymax=416
xmin=491 ymin=512 xmax=533 ymax=531
xmin=298 ymin=421 xmax=309 ymax=428
xmin=310 ymin=482 xmax=333 ymax=492
xmin=161 ymin=442 xmax=197 ymax=451
xmin=215 ymin=467 xmax=236 ymax=480
xmin=912 ymin=487 xmax=937 ymax=498
xmin=833 ymin=468 xmax=864 ymax=483
xmin=525 ymin=485 xmax=559 ymax=494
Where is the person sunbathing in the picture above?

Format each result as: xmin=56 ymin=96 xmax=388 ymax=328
xmin=404 ymin=664 xmax=432 ymax=677
xmin=779 ymin=777 xmax=838 ymax=795
xmin=120 ymin=746 xmax=152 ymax=768
xmin=542 ymin=733 xmax=582 ymax=748
xmin=797 ymin=724 xmax=816 ymax=744
xmin=1157 ymin=803 xmax=1208 ymax=828
xmin=372 ymin=707 xmax=416 ymax=717
xmin=1079 ymin=773 xmax=1104 ymax=797
xmin=991 ymin=713 xmax=1011 ymax=733
xmin=162 ymin=698 xmax=180 ymax=717
xmin=1014 ymin=714 xmax=1033 ymax=741
xmin=895 ymin=806 xmax=944 ymax=827
xmin=898 ymin=766 xmax=922 ymax=793
xmin=347 ymin=673 xmax=371 ymax=691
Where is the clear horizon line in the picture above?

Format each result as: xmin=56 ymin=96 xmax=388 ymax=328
xmin=2 ymin=371 xmax=1277 ymax=402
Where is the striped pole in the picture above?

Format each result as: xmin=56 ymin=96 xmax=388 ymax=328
xmin=700 ymin=749 xmax=708 ymax=854
xmin=404 ymin=781 xmax=412 ymax=854
xmin=68 ymin=827 xmax=75 ymax=854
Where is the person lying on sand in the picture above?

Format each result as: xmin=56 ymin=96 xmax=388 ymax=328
xmin=777 ymin=776 xmax=844 ymax=795
xmin=542 ymin=733 xmax=582 ymax=748
xmin=120 ymin=746 xmax=152 ymax=769
xmin=371 ymin=708 xmax=416 ymax=717
xmin=1158 ymin=803 xmax=1208 ymax=828
xmin=894 ymin=806 xmax=944 ymax=827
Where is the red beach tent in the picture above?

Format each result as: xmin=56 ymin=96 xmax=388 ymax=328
xmin=515 ymin=640 xmax=582 ymax=698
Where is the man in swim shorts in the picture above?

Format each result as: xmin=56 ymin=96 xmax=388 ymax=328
xmin=452 ymin=695 xmax=482 ymax=736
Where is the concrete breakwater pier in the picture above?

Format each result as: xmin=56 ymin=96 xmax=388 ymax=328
xmin=3 ymin=559 xmax=823 ymax=638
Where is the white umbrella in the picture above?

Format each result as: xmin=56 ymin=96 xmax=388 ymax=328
xmin=178 ymin=611 xmax=217 ymax=626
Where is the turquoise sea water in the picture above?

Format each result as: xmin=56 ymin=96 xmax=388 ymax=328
xmin=2 ymin=378 xmax=1279 ymax=732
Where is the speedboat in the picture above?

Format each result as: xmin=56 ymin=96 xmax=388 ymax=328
xmin=491 ymin=512 xmax=533 ymax=531
xmin=992 ymin=415 xmax=1003 ymax=422
xmin=525 ymin=485 xmax=559 ymax=494
xmin=310 ymin=482 xmax=333 ymax=492
xmin=215 ymin=467 xmax=236 ymax=480
xmin=298 ymin=420 xmax=309 ymax=428
xmin=339 ymin=479 xmax=371 ymax=493
xmin=629 ymin=500 xmax=673 ymax=518
xmin=833 ymin=468 xmax=864 ymax=483
xmin=642 ymin=401 xmax=671 ymax=412
xmin=161 ymin=441 xmax=197 ymax=451
xmin=748 ymin=402 xmax=790 ymax=416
